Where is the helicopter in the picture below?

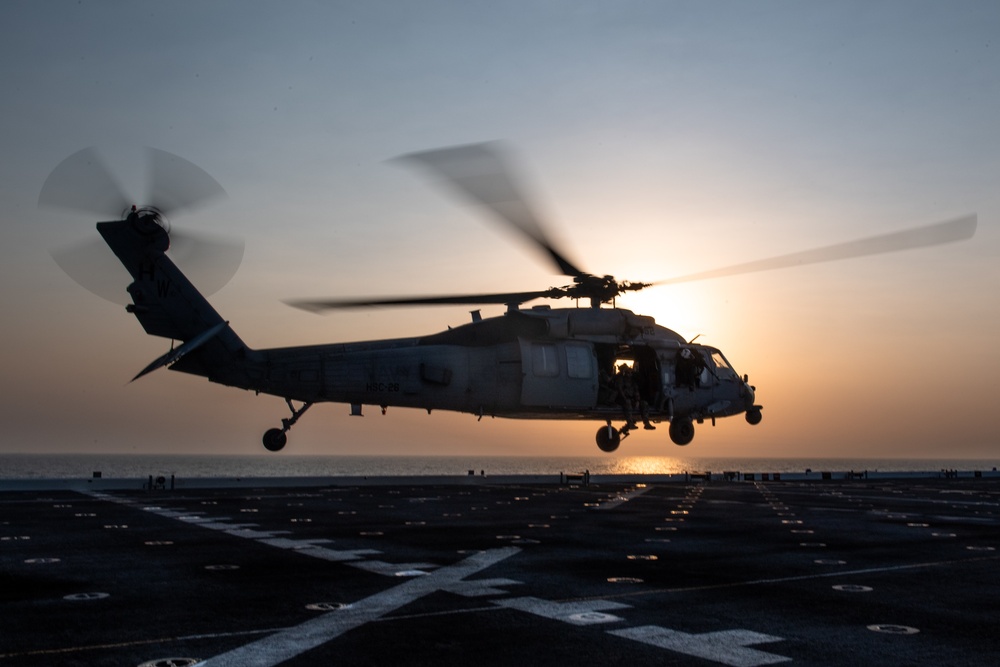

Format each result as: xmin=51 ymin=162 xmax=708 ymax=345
xmin=41 ymin=143 xmax=976 ymax=452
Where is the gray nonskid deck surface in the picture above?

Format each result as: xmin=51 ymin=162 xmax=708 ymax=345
xmin=1 ymin=478 xmax=998 ymax=666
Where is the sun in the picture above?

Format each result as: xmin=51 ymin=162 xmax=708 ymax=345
xmin=621 ymin=284 xmax=722 ymax=345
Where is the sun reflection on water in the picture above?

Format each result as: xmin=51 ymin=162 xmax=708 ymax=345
xmin=601 ymin=456 xmax=688 ymax=475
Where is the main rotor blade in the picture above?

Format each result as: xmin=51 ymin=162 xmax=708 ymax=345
xmin=38 ymin=147 xmax=130 ymax=217
xmin=287 ymin=288 xmax=560 ymax=313
xmin=146 ymin=147 xmax=227 ymax=216
xmin=396 ymin=143 xmax=586 ymax=278
xmin=655 ymin=215 xmax=977 ymax=286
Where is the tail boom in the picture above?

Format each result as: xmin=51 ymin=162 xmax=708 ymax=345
xmin=98 ymin=214 xmax=257 ymax=389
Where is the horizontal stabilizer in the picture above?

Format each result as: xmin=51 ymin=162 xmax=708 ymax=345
xmin=131 ymin=321 xmax=228 ymax=382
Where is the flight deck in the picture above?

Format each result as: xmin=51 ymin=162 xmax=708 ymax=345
xmin=2 ymin=474 xmax=998 ymax=666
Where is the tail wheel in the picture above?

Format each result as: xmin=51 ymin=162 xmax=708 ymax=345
xmin=596 ymin=425 xmax=621 ymax=452
xmin=669 ymin=419 xmax=695 ymax=446
xmin=262 ymin=428 xmax=287 ymax=452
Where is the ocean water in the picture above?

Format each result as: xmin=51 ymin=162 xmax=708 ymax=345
xmin=0 ymin=454 xmax=996 ymax=480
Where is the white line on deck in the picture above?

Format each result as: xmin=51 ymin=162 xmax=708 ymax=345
xmin=611 ymin=627 xmax=790 ymax=667
xmin=194 ymin=547 xmax=520 ymax=667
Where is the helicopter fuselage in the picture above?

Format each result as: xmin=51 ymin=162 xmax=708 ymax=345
xmin=166 ymin=297 xmax=760 ymax=449
xmin=244 ymin=306 xmax=750 ymax=418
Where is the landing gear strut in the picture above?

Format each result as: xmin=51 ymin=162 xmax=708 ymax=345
xmin=262 ymin=399 xmax=313 ymax=452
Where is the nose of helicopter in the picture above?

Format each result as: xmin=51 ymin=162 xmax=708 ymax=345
xmin=742 ymin=377 xmax=762 ymax=425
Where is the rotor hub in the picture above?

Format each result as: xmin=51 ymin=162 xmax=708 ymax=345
xmin=125 ymin=205 xmax=170 ymax=234
xmin=563 ymin=274 xmax=651 ymax=308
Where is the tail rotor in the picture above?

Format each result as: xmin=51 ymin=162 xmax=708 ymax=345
xmin=39 ymin=147 xmax=243 ymax=304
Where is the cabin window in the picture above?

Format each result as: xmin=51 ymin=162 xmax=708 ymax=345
xmin=565 ymin=344 xmax=593 ymax=379
xmin=531 ymin=343 xmax=559 ymax=377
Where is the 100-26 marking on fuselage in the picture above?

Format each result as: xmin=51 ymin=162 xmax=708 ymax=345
xmin=366 ymin=382 xmax=400 ymax=392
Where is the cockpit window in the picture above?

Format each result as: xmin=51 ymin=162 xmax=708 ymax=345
xmin=710 ymin=350 xmax=734 ymax=373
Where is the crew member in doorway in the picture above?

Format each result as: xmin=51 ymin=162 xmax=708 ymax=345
xmin=617 ymin=364 xmax=655 ymax=431
xmin=675 ymin=348 xmax=705 ymax=390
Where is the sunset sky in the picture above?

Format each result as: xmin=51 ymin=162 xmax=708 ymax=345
xmin=2 ymin=1 xmax=998 ymax=459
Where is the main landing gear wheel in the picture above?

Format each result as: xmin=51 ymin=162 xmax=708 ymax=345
xmin=669 ymin=419 xmax=695 ymax=446
xmin=261 ymin=399 xmax=314 ymax=452
xmin=263 ymin=428 xmax=287 ymax=452
xmin=596 ymin=424 xmax=621 ymax=452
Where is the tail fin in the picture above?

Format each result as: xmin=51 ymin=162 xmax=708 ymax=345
xmin=98 ymin=213 xmax=257 ymax=387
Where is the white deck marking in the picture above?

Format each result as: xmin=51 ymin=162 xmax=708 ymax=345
xmin=611 ymin=626 xmax=790 ymax=666
xmin=195 ymin=547 xmax=520 ymax=667
xmin=442 ymin=577 xmax=522 ymax=597
xmin=592 ymin=485 xmax=655 ymax=510
xmin=350 ymin=559 xmax=439 ymax=575
xmin=495 ymin=596 xmax=630 ymax=625
xmin=86 ymin=492 xmax=387 ymax=565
